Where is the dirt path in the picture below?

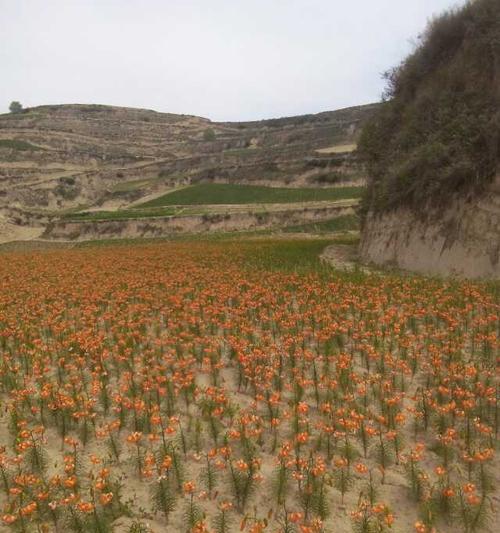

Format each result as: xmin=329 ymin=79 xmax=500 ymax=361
xmin=320 ymin=242 xmax=372 ymax=272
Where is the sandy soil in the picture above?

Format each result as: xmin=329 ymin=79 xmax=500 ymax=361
xmin=0 ymin=215 xmax=44 ymax=243
xmin=361 ymin=175 xmax=500 ymax=279
xmin=320 ymin=242 xmax=373 ymax=273
xmin=315 ymin=144 xmax=357 ymax=154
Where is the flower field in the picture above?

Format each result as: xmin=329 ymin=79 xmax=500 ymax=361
xmin=0 ymin=240 xmax=498 ymax=533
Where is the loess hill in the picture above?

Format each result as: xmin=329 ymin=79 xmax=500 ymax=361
xmin=0 ymin=103 xmax=377 ymax=239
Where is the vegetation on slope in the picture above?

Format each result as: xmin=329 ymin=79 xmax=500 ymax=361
xmin=359 ymin=0 xmax=499 ymax=215
xmin=281 ymin=214 xmax=359 ymax=233
xmin=138 ymin=183 xmax=364 ymax=207
xmin=0 ymin=139 xmax=44 ymax=151
xmin=64 ymin=207 xmax=178 ymax=221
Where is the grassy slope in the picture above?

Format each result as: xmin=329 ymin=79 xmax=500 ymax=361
xmin=0 ymin=139 xmax=44 ymax=151
xmin=359 ymin=0 xmax=499 ymax=214
xmin=138 ymin=183 xmax=365 ymax=207
xmin=282 ymin=214 xmax=359 ymax=233
xmin=64 ymin=207 xmax=179 ymax=221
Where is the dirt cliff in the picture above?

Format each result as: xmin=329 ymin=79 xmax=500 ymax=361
xmin=360 ymin=176 xmax=500 ymax=278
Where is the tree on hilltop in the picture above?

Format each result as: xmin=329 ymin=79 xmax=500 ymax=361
xmin=9 ymin=101 xmax=23 ymax=114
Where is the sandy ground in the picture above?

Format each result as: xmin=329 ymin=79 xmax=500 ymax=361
xmin=360 ymin=176 xmax=500 ymax=279
xmin=0 ymin=241 xmax=496 ymax=533
xmin=0 ymin=215 xmax=44 ymax=243
xmin=320 ymin=242 xmax=373 ymax=273
xmin=315 ymin=144 xmax=357 ymax=154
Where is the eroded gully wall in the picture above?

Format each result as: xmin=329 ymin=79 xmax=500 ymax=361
xmin=360 ymin=176 xmax=500 ymax=279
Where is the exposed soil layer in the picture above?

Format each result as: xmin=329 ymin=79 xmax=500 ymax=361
xmin=360 ymin=176 xmax=500 ymax=279
xmin=45 ymin=203 xmax=356 ymax=241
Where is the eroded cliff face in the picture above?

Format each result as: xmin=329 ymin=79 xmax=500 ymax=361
xmin=44 ymin=204 xmax=355 ymax=241
xmin=360 ymin=177 xmax=500 ymax=279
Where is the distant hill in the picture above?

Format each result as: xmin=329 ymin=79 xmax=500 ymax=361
xmin=0 ymin=102 xmax=377 ymax=242
xmin=0 ymin=103 xmax=377 ymax=213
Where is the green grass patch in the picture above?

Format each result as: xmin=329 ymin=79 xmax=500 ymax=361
xmin=0 ymin=139 xmax=44 ymax=151
xmin=282 ymin=214 xmax=359 ymax=233
xmin=138 ymin=184 xmax=364 ymax=207
xmin=64 ymin=207 xmax=179 ymax=222
xmin=243 ymin=239 xmax=332 ymax=271
xmin=223 ymin=147 xmax=260 ymax=157
xmin=236 ymin=238 xmax=363 ymax=277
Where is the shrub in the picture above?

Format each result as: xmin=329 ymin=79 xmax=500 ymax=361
xmin=359 ymin=0 xmax=500 ymax=217
xmin=9 ymin=101 xmax=23 ymax=114
xmin=203 ymin=128 xmax=216 ymax=141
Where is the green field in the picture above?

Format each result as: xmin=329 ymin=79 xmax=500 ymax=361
xmin=0 ymin=139 xmax=44 ymax=151
xmin=65 ymin=207 xmax=179 ymax=221
xmin=138 ymin=183 xmax=364 ymax=207
xmin=223 ymin=147 xmax=260 ymax=157
xmin=282 ymin=214 xmax=359 ymax=233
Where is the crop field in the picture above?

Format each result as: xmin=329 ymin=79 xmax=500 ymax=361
xmin=138 ymin=184 xmax=365 ymax=207
xmin=65 ymin=207 xmax=179 ymax=222
xmin=0 ymin=139 xmax=44 ymax=151
xmin=281 ymin=215 xmax=359 ymax=234
xmin=0 ymin=239 xmax=498 ymax=533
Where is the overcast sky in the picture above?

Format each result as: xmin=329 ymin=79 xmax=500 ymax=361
xmin=1 ymin=0 xmax=463 ymax=121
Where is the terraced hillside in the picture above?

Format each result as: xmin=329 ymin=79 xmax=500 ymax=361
xmin=0 ymin=103 xmax=377 ymax=241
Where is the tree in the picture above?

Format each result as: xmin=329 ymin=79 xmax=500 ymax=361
xmin=9 ymin=101 xmax=23 ymax=114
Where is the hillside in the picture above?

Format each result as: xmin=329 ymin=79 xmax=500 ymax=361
xmin=0 ymin=103 xmax=376 ymax=241
xmin=359 ymin=0 xmax=500 ymax=278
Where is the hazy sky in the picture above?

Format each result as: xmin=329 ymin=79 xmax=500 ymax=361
xmin=1 ymin=0 xmax=463 ymax=121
